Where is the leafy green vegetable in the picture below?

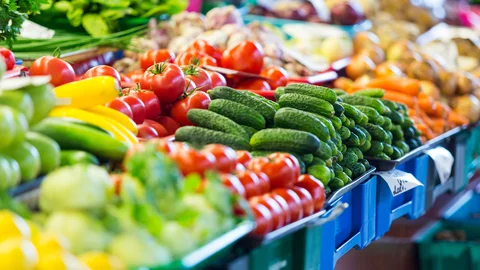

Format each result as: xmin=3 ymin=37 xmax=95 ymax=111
xmin=82 ymin=13 xmax=109 ymax=36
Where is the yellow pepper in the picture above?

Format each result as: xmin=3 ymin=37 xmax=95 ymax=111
xmin=0 ymin=211 xmax=31 ymax=242
xmin=87 ymin=105 xmax=138 ymax=135
xmin=80 ymin=252 xmax=126 ymax=270
xmin=0 ymin=238 xmax=39 ymax=270
xmin=49 ymin=107 xmax=137 ymax=146
xmin=54 ymin=76 xmax=120 ymax=109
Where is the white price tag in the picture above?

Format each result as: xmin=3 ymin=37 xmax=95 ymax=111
xmin=425 ymin=147 xmax=454 ymax=184
xmin=375 ymin=169 xmax=423 ymax=196
xmin=19 ymin=20 xmax=55 ymax=39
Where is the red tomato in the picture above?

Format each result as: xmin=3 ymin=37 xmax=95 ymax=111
xmin=140 ymin=49 xmax=175 ymax=70
xmin=155 ymin=116 xmax=180 ymax=135
xmin=139 ymin=63 xmax=185 ymax=104
xmin=144 ymin=119 xmax=168 ymax=137
xmin=256 ymin=171 xmax=271 ymax=194
xmin=121 ymin=74 xmax=132 ymax=83
xmin=250 ymin=195 xmax=285 ymax=230
xmin=296 ymin=174 xmax=326 ymax=212
xmin=236 ymin=79 xmax=271 ymax=91
xmin=247 ymin=154 xmax=297 ymax=190
xmin=190 ymin=40 xmax=222 ymax=63
xmin=250 ymin=203 xmax=274 ymax=235
xmin=267 ymin=192 xmax=292 ymax=224
xmin=148 ymin=138 xmax=177 ymax=153
xmin=260 ymin=66 xmax=289 ymax=89
xmin=235 ymin=163 xmax=246 ymax=171
xmin=110 ymin=174 xmax=122 ymax=195
xmin=82 ymin=65 xmax=121 ymax=82
xmin=0 ymin=48 xmax=15 ymax=70
xmin=170 ymin=91 xmax=211 ymax=126
xmin=120 ymin=96 xmax=146 ymax=124
xmin=185 ymin=78 xmax=197 ymax=92
xmin=291 ymin=186 xmax=314 ymax=217
xmin=170 ymin=148 xmax=216 ymax=176
xmin=221 ymin=173 xmax=246 ymax=198
xmin=221 ymin=41 xmax=264 ymax=74
xmin=236 ymin=150 xmax=252 ymax=167
xmin=203 ymin=144 xmax=237 ymax=173
xmin=137 ymin=124 xmax=159 ymax=139
xmin=106 ymin=99 xmax=133 ymax=119
xmin=182 ymin=65 xmax=212 ymax=92
xmin=236 ymin=170 xmax=262 ymax=198
xmin=29 ymin=56 xmax=75 ymax=86
xmin=129 ymin=90 xmax=161 ymax=120
xmin=268 ymin=153 xmax=301 ymax=181
xmin=272 ymin=188 xmax=303 ymax=222
xmin=175 ymin=51 xmax=217 ymax=67
xmin=126 ymin=70 xmax=144 ymax=83
xmin=206 ymin=71 xmax=227 ymax=88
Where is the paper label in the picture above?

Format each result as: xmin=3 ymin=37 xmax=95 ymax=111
xmin=375 ymin=169 xmax=423 ymax=196
xmin=425 ymin=147 xmax=454 ymax=184
xmin=20 ymin=20 xmax=55 ymax=39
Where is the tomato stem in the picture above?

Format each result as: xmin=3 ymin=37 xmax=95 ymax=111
xmin=149 ymin=60 xmax=168 ymax=75
xmin=52 ymin=47 xmax=62 ymax=58
xmin=182 ymin=64 xmax=199 ymax=76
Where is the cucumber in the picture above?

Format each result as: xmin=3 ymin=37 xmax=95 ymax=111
xmin=187 ymin=109 xmax=249 ymax=140
xmin=335 ymin=171 xmax=351 ymax=184
xmin=354 ymin=105 xmax=384 ymax=126
xmin=382 ymin=117 xmax=393 ymax=131
xmin=333 ymin=134 xmax=343 ymax=149
xmin=329 ymin=115 xmax=342 ymax=130
xmin=359 ymin=159 xmax=370 ymax=168
xmin=359 ymin=140 xmax=371 ymax=152
xmin=250 ymin=128 xmax=320 ymax=154
xmin=383 ymin=143 xmax=394 ymax=156
xmin=32 ymin=117 xmax=127 ymax=161
xmin=333 ymin=102 xmax=344 ymax=116
xmin=250 ymin=151 xmax=275 ymax=157
xmin=344 ymin=132 xmax=361 ymax=147
xmin=333 ymin=88 xmax=346 ymax=96
xmin=380 ymin=99 xmax=399 ymax=111
xmin=391 ymin=125 xmax=404 ymax=140
xmin=60 ymin=150 xmax=99 ymax=166
xmin=401 ymin=118 xmax=415 ymax=128
xmin=208 ymin=99 xmax=266 ymax=130
xmin=342 ymin=95 xmax=388 ymax=114
xmin=358 ymin=113 xmax=369 ymax=126
xmin=394 ymin=141 xmax=410 ymax=154
xmin=208 ymin=87 xmax=276 ymax=124
xmin=311 ymin=157 xmax=326 ymax=166
xmin=308 ymin=164 xmax=331 ymax=186
xmin=340 ymin=102 xmax=366 ymax=124
xmin=278 ymin=93 xmax=335 ymax=117
xmin=240 ymin=125 xmax=258 ymax=138
xmin=313 ymin=140 xmax=333 ymax=160
xmin=388 ymin=110 xmax=405 ymax=125
xmin=351 ymin=126 xmax=367 ymax=146
xmin=364 ymin=123 xmax=389 ymax=142
xmin=335 ymin=151 xmax=343 ymax=162
xmin=175 ymin=126 xmax=250 ymax=150
xmin=327 ymin=140 xmax=338 ymax=156
xmin=343 ymin=117 xmax=355 ymax=129
xmin=243 ymin=90 xmax=280 ymax=110
xmin=274 ymin=108 xmax=330 ymax=142
xmin=386 ymin=131 xmax=393 ymax=144
xmin=366 ymin=140 xmax=384 ymax=156
xmin=333 ymin=163 xmax=343 ymax=174
xmin=26 ymin=132 xmax=60 ymax=174
xmin=391 ymin=146 xmax=403 ymax=159
xmin=350 ymin=147 xmax=364 ymax=160
xmin=350 ymin=163 xmax=366 ymax=178
xmin=404 ymin=127 xmax=416 ymax=139
xmin=329 ymin=178 xmax=344 ymax=190
xmin=304 ymin=112 xmax=336 ymax=138
xmin=274 ymin=87 xmax=285 ymax=100
xmin=357 ymin=126 xmax=372 ymax=141
xmin=339 ymin=126 xmax=351 ymax=140
xmin=354 ymin=88 xmax=385 ymax=98
xmin=284 ymin=83 xmax=337 ymax=104
xmin=340 ymin=149 xmax=358 ymax=168
xmin=373 ymin=152 xmax=391 ymax=160
xmin=343 ymin=167 xmax=353 ymax=178
xmin=302 ymin=154 xmax=314 ymax=165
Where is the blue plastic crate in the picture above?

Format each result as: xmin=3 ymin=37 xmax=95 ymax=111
xmin=443 ymin=190 xmax=480 ymax=224
xmin=293 ymin=176 xmax=376 ymax=270
xmin=374 ymin=155 xmax=428 ymax=240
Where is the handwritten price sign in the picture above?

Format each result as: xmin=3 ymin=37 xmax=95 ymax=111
xmin=425 ymin=147 xmax=454 ymax=184
xmin=375 ymin=169 xmax=423 ymax=196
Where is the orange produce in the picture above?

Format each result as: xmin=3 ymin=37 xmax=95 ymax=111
xmin=366 ymin=77 xmax=420 ymax=96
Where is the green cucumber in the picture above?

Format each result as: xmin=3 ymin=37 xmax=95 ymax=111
xmin=60 ymin=150 xmax=99 ymax=166
xmin=350 ymin=163 xmax=366 ymax=178
xmin=354 ymin=88 xmax=385 ymax=98
xmin=250 ymin=128 xmax=320 ymax=154
xmin=240 ymin=125 xmax=258 ymax=138
xmin=313 ymin=140 xmax=333 ymax=159
xmin=333 ymin=102 xmax=344 ymax=116
xmin=339 ymin=126 xmax=351 ymax=140
xmin=329 ymin=115 xmax=342 ymax=130
xmin=274 ymin=108 xmax=330 ymax=142
xmin=187 ymin=109 xmax=249 ymax=140
xmin=284 ymin=83 xmax=337 ymax=104
xmin=364 ymin=123 xmax=389 ymax=142
xmin=278 ymin=93 xmax=335 ymax=117
xmin=274 ymin=87 xmax=285 ymax=100
xmin=208 ymin=99 xmax=266 ymax=130
xmin=176 ymin=126 xmax=250 ymax=150
xmin=342 ymin=95 xmax=388 ymax=114
xmin=354 ymin=105 xmax=385 ymax=125
xmin=344 ymin=132 xmax=361 ymax=147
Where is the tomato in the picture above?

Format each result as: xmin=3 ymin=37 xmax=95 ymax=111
xmin=236 ymin=150 xmax=252 ymax=167
xmin=247 ymin=154 xmax=298 ymax=189
xmin=236 ymin=170 xmax=262 ymax=198
xmin=139 ymin=63 xmax=185 ymax=104
xmin=182 ymin=66 xmax=212 ymax=92
xmin=137 ymin=124 xmax=159 ymax=139
xmin=29 ymin=56 xmax=75 ymax=87
xmin=119 ymin=96 xmax=146 ymax=124
xmin=169 ymin=148 xmax=216 ymax=176
xmin=221 ymin=41 xmax=264 ymax=74
xmin=291 ymin=186 xmax=314 ymax=217
xmin=256 ymin=171 xmax=271 ymax=194
xmin=0 ymin=48 xmax=15 ymax=70
xmin=155 ymin=116 xmax=180 ymax=135
xmin=170 ymin=91 xmax=211 ymax=126
xmin=295 ymin=174 xmax=326 ymax=212
xmin=143 ymin=119 xmax=168 ymax=137
xmin=129 ymin=90 xmax=161 ymax=120
xmin=250 ymin=203 xmax=274 ymax=235
xmin=203 ymin=144 xmax=237 ymax=173
xmin=260 ymin=66 xmax=289 ymax=89
xmin=125 ymin=70 xmax=144 ymax=83
xmin=120 ymin=74 xmax=132 ymax=83
xmin=268 ymin=153 xmax=301 ymax=180
xmin=185 ymin=78 xmax=197 ymax=92
xmin=140 ymin=49 xmax=175 ymax=70
xmin=249 ymin=195 xmax=285 ymax=230
xmin=148 ymin=138 xmax=177 ymax=154
xmin=175 ymin=51 xmax=217 ymax=67
xmin=190 ymin=40 xmax=222 ymax=63
xmin=110 ymin=174 xmax=122 ymax=195
xmin=206 ymin=71 xmax=227 ymax=88
xmin=82 ymin=65 xmax=121 ymax=82
xmin=235 ymin=163 xmax=245 ymax=171
xmin=220 ymin=173 xmax=246 ymax=198
xmin=272 ymin=188 xmax=303 ymax=222
xmin=236 ymin=79 xmax=271 ymax=91
xmin=106 ymin=99 xmax=133 ymax=119
xmin=267 ymin=192 xmax=291 ymax=224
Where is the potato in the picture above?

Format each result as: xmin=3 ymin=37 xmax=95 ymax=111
xmin=455 ymin=72 xmax=477 ymax=95
xmin=333 ymin=77 xmax=353 ymax=90
xmin=346 ymin=55 xmax=376 ymax=80
xmin=439 ymin=71 xmax=457 ymax=96
xmin=375 ymin=62 xmax=403 ymax=78
xmin=353 ymin=31 xmax=380 ymax=53
xmin=386 ymin=41 xmax=415 ymax=61
xmin=407 ymin=59 xmax=439 ymax=84
xmin=358 ymin=45 xmax=385 ymax=65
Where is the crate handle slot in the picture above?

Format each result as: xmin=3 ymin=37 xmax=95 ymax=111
xmin=307 ymin=202 xmax=348 ymax=227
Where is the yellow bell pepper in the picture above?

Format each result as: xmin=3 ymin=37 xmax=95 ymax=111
xmin=0 ymin=238 xmax=39 ymax=270
xmin=36 ymin=252 xmax=89 ymax=270
xmin=80 ymin=252 xmax=126 ymax=270
xmin=87 ymin=105 xmax=138 ymax=135
xmin=0 ymin=211 xmax=31 ymax=242
xmin=49 ymin=107 xmax=137 ymax=146
xmin=54 ymin=76 xmax=120 ymax=109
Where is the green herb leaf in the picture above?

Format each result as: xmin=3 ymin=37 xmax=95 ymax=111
xmin=82 ymin=13 xmax=110 ymax=37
